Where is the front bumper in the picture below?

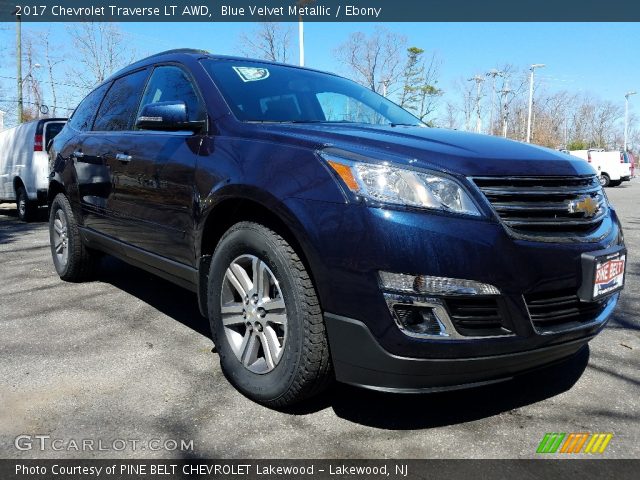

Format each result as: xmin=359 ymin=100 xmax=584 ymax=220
xmin=324 ymin=308 xmax=609 ymax=392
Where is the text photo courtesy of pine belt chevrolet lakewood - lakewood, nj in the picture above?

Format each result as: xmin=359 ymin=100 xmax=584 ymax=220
xmin=0 ymin=1 xmax=638 ymax=479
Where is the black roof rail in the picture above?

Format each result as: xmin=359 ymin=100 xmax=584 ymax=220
xmin=106 ymin=48 xmax=210 ymax=82
xmin=141 ymin=48 xmax=210 ymax=60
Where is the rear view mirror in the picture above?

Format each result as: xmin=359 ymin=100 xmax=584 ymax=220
xmin=135 ymin=101 xmax=204 ymax=132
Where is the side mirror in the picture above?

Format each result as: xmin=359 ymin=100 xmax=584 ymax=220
xmin=135 ymin=101 xmax=205 ymax=132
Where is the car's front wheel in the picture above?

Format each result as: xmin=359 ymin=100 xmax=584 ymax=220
xmin=208 ymin=222 xmax=332 ymax=407
xmin=599 ymin=173 xmax=610 ymax=187
xmin=49 ymin=193 xmax=99 ymax=281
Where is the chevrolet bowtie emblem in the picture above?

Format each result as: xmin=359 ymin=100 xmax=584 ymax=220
xmin=568 ymin=196 xmax=599 ymax=217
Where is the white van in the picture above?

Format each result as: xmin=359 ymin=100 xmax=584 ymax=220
xmin=0 ymin=118 xmax=66 ymax=221
xmin=569 ymin=148 xmax=631 ymax=187
xmin=588 ymin=150 xmax=631 ymax=187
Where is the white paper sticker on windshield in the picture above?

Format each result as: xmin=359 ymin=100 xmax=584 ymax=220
xmin=233 ymin=66 xmax=270 ymax=82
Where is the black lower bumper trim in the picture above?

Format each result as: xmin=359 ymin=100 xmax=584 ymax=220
xmin=324 ymin=313 xmax=592 ymax=393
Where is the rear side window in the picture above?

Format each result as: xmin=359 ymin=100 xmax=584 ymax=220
xmin=68 ymin=83 xmax=109 ymax=131
xmin=44 ymin=122 xmax=64 ymax=143
xmin=138 ymin=65 xmax=204 ymax=122
xmin=93 ymin=69 xmax=149 ymax=131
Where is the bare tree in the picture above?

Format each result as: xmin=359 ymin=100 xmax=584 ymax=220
xmin=67 ymin=23 xmax=135 ymax=89
xmin=442 ymin=102 xmax=459 ymax=130
xmin=239 ymin=22 xmax=293 ymax=63
xmin=590 ymin=100 xmax=622 ymax=148
xmin=334 ymin=26 xmax=407 ymax=95
xmin=42 ymin=30 xmax=63 ymax=116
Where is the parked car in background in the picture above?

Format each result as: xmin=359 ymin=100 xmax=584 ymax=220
xmin=0 ymin=118 xmax=67 ymax=220
xmin=569 ymin=149 xmax=630 ymax=187
xmin=48 ymin=50 xmax=625 ymax=406
xmin=622 ymin=151 xmax=635 ymax=178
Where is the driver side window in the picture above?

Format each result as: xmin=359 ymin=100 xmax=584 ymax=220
xmin=138 ymin=65 xmax=205 ymax=124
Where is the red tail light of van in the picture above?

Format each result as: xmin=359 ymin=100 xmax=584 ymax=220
xmin=33 ymin=134 xmax=43 ymax=152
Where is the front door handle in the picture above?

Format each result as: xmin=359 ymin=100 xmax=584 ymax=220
xmin=115 ymin=153 xmax=132 ymax=163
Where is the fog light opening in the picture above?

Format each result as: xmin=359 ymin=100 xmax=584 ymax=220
xmin=392 ymin=304 xmax=448 ymax=337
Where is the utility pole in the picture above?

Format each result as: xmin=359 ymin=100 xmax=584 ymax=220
xmin=467 ymin=75 xmax=484 ymax=133
xmin=624 ymin=91 xmax=636 ymax=152
xmin=16 ymin=11 xmax=22 ymax=123
xmin=499 ymin=86 xmax=512 ymax=138
xmin=526 ymin=63 xmax=545 ymax=143
xmin=297 ymin=0 xmax=314 ymax=66
xmin=298 ymin=17 xmax=304 ymax=66
xmin=486 ymin=69 xmax=504 ymax=135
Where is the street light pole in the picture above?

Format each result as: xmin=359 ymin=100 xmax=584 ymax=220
xmin=298 ymin=18 xmax=304 ymax=66
xmin=500 ymin=86 xmax=512 ymax=138
xmin=297 ymin=0 xmax=314 ymax=66
xmin=526 ymin=63 xmax=545 ymax=143
xmin=624 ymin=91 xmax=636 ymax=152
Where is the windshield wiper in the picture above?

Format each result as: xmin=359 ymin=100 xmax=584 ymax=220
xmin=389 ymin=123 xmax=421 ymax=127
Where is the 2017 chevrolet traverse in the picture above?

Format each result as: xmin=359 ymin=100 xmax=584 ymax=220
xmin=48 ymin=49 xmax=626 ymax=406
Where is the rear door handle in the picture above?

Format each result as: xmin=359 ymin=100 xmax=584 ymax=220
xmin=115 ymin=153 xmax=132 ymax=163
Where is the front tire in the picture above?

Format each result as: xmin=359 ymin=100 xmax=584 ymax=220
xmin=16 ymin=186 xmax=36 ymax=222
xmin=49 ymin=193 xmax=98 ymax=281
xmin=208 ymin=222 xmax=332 ymax=407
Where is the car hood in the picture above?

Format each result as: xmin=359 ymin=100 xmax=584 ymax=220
xmin=252 ymin=123 xmax=594 ymax=177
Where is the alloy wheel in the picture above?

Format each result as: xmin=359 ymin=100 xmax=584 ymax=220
xmin=52 ymin=209 xmax=69 ymax=268
xmin=220 ymin=255 xmax=288 ymax=374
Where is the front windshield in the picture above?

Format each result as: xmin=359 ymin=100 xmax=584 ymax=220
xmin=202 ymin=59 xmax=423 ymax=126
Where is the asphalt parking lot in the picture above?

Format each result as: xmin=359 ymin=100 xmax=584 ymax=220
xmin=1 ymin=181 xmax=638 ymax=460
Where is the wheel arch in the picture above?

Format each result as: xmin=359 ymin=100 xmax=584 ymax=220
xmin=12 ymin=176 xmax=25 ymax=195
xmin=47 ymin=179 xmax=66 ymax=206
xmin=196 ymin=190 xmax=319 ymax=319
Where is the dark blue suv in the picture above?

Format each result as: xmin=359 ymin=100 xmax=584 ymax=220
xmin=48 ymin=49 xmax=626 ymax=406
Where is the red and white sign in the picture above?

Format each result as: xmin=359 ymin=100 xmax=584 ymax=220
xmin=593 ymin=255 xmax=626 ymax=298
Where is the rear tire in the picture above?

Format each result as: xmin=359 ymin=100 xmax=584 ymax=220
xmin=16 ymin=186 xmax=37 ymax=222
xmin=49 ymin=193 xmax=98 ymax=282
xmin=208 ymin=221 xmax=332 ymax=407
xmin=599 ymin=174 xmax=610 ymax=187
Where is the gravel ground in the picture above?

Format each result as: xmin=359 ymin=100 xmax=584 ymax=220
xmin=0 ymin=180 xmax=638 ymax=459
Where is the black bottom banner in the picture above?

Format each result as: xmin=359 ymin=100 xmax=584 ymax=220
xmin=1 ymin=459 xmax=637 ymax=480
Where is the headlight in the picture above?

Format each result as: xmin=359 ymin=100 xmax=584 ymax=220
xmin=323 ymin=154 xmax=481 ymax=216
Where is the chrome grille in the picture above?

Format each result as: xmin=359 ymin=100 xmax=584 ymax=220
xmin=472 ymin=175 xmax=607 ymax=239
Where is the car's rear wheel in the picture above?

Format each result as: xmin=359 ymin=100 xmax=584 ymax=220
xmin=16 ymin=186 xmax=36 ymax=222
xmin=208 ymin=222 xmax=332 ymax=407
xmin=49 ymin=193 xmax=98 ymax=281
xmin=599 ymin=173 xmax=610 ymax=187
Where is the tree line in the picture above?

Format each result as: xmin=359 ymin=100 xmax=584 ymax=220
xmin=1 ymin=23 xmax=637 ymax=153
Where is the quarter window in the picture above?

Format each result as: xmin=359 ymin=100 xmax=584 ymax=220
xmin=138 ymin=66 xmax=204 ymax=122
xmin=93 ymin=69 xmax=149 ymax=131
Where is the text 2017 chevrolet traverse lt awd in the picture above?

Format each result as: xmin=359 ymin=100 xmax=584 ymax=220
xmin=48 ymin=50 xmax=626 ymax=406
